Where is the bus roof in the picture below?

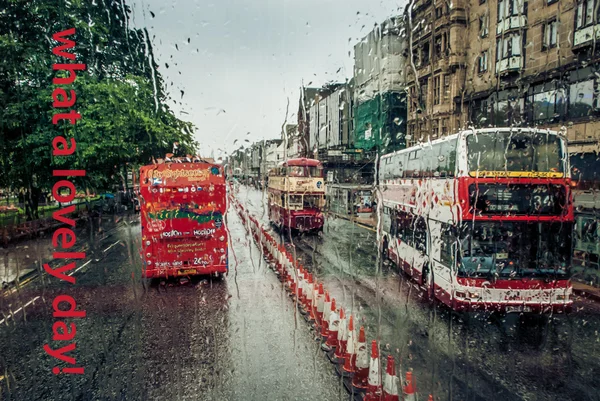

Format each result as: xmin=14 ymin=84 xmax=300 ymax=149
xmin=140 ymin=160 xmax=220 ymax=171
xmin=139 ymin=162 xmax=223 ymax=186
xmin=381 ymin=127 xmax=562 ymax=160
xmin=278 ymin=158 xmax=322 ymax=167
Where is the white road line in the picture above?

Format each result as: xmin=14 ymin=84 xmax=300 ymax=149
xmin=69 ymin=259 xmax=92 ymax=276
xmin=103 ymin=240 xmax=121 ymax=253
xmin=0 ymin=296 xmax=40 ymax=325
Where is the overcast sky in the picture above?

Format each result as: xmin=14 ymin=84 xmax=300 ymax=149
xmin=129 ymin=0 xmax=404 ymax=159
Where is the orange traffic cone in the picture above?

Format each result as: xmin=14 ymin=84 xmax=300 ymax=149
xmin=351 ymin=326 xmax=369 ymax=390
xmin=403 ymin=371 xmax=417 ymax=401
xmin=289 ymin=271 xmax=296 ymax=295
xmin=333 ymin=307 xmax=347 ymax=362
xmin=382 ymin=355 xmax=399 ymax=401
xmin=363 ymin=341 xmax=382 ymax=401
xmin=309 ymin=281 xmax=320 ymax=323
xmin=305 ymin=274 xmax=314 ymax=312
xmin=324 ymin=298 xmax=339 ymax=350
xmin=342 ymin=315 xmax=356 ymax=374
xmin=313 ymin=283 xmax=324 ymax=330
xmin=299 ymin=270 xmax=308 ymax=305
xmin=320 ymin=291 xmax=331 ymax=338
xmin=294 ymin=269 xmax=303 ymax=301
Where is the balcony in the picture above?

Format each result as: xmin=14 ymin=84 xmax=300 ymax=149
xmin=434 ymin=14 xmax=450 ymax=30
xmin=417 ymin=64 xmax=432 ymax=78
xmin=496 ymin=15 xmax=527 ymax=35
xmin=495 ymin=56 xmax=522 ymax=74
xmin=573 ymin=24 xmax=600 ymax=48
xmin=411 ymin=22 xmax=432 ymax=42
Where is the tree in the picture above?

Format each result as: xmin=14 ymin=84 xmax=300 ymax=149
xmin=0 ymin=0 xmax=195 ymax=218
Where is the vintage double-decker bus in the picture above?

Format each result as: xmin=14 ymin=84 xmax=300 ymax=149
xmin=267 ymin=158 xmax=325 ymax=233
xmin=138 ymin=160 xmax=228 ymax=279
xmin=380 ymin=128 xmax=574 ymax=313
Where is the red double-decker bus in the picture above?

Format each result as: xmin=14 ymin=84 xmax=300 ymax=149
xmin=267 ymin=158 xmax=325 ymax=233
xmin=380 ymin=128 xmax=573 ymax=313
xmin=138 ymin=160 xmax=228 ymax=279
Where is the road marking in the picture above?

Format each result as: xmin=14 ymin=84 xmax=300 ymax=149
xmin=69 ymin=259 xmax=92 ymax=276
xmin=356 ymin=222 xmax=376 ymax=232
xmin=103 ymin=240 xmax=121 ymax=253
xmin=0 ymin=296 xmax=40 ymax=325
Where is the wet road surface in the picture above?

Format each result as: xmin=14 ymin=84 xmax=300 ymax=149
xmin=234 ymin=184 xmax=600 ymax=401
xmin=0 ymin=208 xmax=347 ymax=400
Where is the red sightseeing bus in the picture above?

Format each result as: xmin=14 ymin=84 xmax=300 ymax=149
xmin=138 ymin=160 xmax=228 ymax=279
xmin=380 ymin=128 xmax=573 ymax=313
xmin=267 ymin=158 xmax=325 ymax=233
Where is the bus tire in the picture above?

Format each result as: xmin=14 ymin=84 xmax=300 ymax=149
xmin=382 ymin=236 xmax=389 ymax=261
xmin=427 ymin=275 xmax=436 ymax=306
xmin=422 ymin=262 xmax=435 ymax=304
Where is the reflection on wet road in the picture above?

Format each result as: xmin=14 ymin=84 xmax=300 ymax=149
xmin=0 ymin=209 xmax=345 ymax=400
xmin=235 ymin=184 xmax=600 ymax=401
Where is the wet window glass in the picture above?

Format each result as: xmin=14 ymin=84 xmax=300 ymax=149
xmin=2 ymin=0 xmax=600 ymax=400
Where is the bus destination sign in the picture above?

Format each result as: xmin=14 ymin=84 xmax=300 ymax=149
xmin=469 ymin=184 xmax=567 ymax=215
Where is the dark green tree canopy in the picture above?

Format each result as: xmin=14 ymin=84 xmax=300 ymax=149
xmin=0 ymin=0 xmax=196 ymax=194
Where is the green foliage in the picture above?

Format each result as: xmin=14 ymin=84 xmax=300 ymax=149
xmin=0 ymin=0 xmax=195 ymax=196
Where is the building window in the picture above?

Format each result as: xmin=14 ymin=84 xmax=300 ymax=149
xmin=479 ymin=15 xmax=489 ymax=37
xmin=498 ymin=0 xmax=525 ymax=21
xmin=569 ymin=79 xmax=595 ymax=118
xmin=490 ymin=92 xmax=524 ymax=126
xmin=479 ymin=51 xmax=488 ymax=72
xmin=420 ymin=79 xmax=429 ymax=109
xmin=432 ymin=119 xmax=439 ymax=139
xmin=435 ymin=6 xmax=444 ymax=18
xmin=435 ymin=35 xmax=443 ymax=58
xmin=434 ymin=32 xmax=449 ymax=59
xmin=496 ymin=34 xmax=522 ymax=60
xmin=422 ymin=42 xmax=430 ymax=65
xmin=480 ymin=0 xmax=486 ymax=4
xmin=443 ymin=75 xmax=451 ymax=101
xmin=412 ymin=47 xmax=421 ymax=67
xmin=433 ymin=75 xmax=441 ymax=105
xmin=542 ymin=20 xmax=558 ymax=49
xmin=530 ymin=83 xmax=566 ymax=123
xmin=576 ymin=0 xmax=594 ymax=29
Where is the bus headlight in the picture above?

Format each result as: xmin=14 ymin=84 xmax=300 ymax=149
xmin=146 ymin=240 xmax=151 ymax=246
xmin=146 ymin=260 xmax=152 ymax=265
xmin=219 ymin=235 xmax=225 ymax=241
xmin=146 ymin=253 xmax=151 ymax=258
xmin=455 ymin=291 xmax=466 ymax=299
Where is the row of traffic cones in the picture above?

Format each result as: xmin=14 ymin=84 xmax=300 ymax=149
xmin=231 ymin=198 xmax=435 ymax=401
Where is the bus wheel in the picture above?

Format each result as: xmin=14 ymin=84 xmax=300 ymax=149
xmin=427 ymin=277 xmax=436 ymax=306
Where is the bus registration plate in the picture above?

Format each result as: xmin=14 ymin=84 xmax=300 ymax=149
xmin=179 ymin=269 xmax=196 ymax=275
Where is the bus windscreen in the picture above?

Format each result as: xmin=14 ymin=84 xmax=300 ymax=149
xmin=467 ymin=131 xmax=564 ymax=176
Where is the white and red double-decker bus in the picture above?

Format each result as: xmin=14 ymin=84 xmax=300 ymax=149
xmin=267 ymin=158 xmax=325 ymax=233
xmin=380 ymin=128 xmax=574 ymax=313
